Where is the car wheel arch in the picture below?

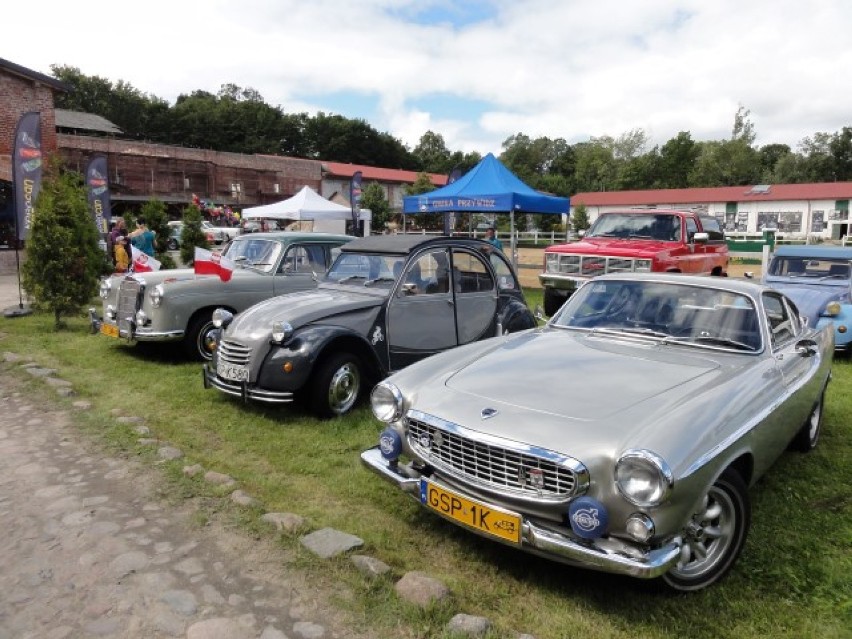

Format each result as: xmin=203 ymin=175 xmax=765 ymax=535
xmin=184 ymin=305 xmax=236 ymax=361
xmin=313 ymin=333 xmax=383 ymax=383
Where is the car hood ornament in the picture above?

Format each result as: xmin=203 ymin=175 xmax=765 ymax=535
xmin=481 ymin=407 xmax=498 ymax=420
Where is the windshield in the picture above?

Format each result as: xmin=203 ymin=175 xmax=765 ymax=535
xmin=325 ymin=253 xmax=402 ymax=289
xmin=221 ymin=237 xmax=282 ymax=273
xmin=587 ymin=213 xmax=682 ymax=241
xmin=553 ymin=279 xmax=762 ymax=352
xmin=767 ymin=257 xmax=851 ymax=281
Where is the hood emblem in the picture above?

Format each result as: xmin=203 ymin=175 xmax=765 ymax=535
xmin=481 ymin=407 xmax=498 ymax=420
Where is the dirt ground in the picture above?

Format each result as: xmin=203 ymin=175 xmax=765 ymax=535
xmin=514 ymin=248 xmax=759 ymax=288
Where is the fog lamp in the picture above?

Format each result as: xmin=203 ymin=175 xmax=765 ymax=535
xmin=625 ymin=513 xmax=655 ymax=543
xmin=135 ymin=310 xmax=148 ymax=326
xmin=379 ymin=428 xmax=403 ymax=461
xmin=106 ymin=305 xmax=116 ymax=320
xmin=568 ymin=496 xmax=609 ymax=539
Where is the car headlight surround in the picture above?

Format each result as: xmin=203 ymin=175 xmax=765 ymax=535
xmin=634 ymin=259 xmax=652 ymax=272
xmin=615 ymin=449 xmax=673 ymax=508
xmin=270 ymin=320 xmax=294 ymax=344
xmin=823 ymin=301 xmax=841 ymax=317
xmin=106 ymin=304 xmax=116 ymax=320
xmin=149 ymin=284 xmax=164 ymax=308
xmin=135 ymin=310 xmax=148 ymax=326
xmin=545 ymin=253 xmax=559 ymax=273
xmin=99 ymin=279 xmax=112 ymax=299
xmin=371 ymin=382 xmax=405 ymax=423
xmin=212 ymin=308 xmax=234 ymax=329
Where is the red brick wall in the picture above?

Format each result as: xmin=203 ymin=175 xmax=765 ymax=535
xmin=0 ymin=71 xmax=59 ymax=182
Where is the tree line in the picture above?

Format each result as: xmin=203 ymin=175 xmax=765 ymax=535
xmin=52 ymin=66 xmax=852 ymax=203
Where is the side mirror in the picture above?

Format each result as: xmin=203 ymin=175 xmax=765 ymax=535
xmin=401 ymin=282 xmax=418 ymax=296
xmin=795 ymin=339 xmax=818 ymax=358
xmin=743 ymin=271 xmax=754 ymax=279
xmin=534 ymin=304 xmax=547 ymax=323
xmin=692 ymin=232 xmax=709 ymax=245
xmin=578 ymin=230 xmax=586 ymax=238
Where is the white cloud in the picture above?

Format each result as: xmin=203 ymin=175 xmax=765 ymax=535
xmin=5 ymin=0 xmax=850 ymax=156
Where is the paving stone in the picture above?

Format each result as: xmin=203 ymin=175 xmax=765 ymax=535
xmin=394 ymin=571 xmax=450 ymax=607
xmin=292 ymin=620 xmax=326 ymax=639
xmin=183 ymin=463 xmax=205 ymax=477
xmin=116 ymin=415 xmax=145 ymax=424
xmin=230 ymin=489 xmax=259 ymax=507
xmin=205 ymin=470 xmax=237 ymax=486
xmin=447 ymin=613 xmax=491 ymax=637
xmin=160 ymin=589 xmax=198 ymax=616
xmin=72 ymin=400 xmax=92 ymax=410
xmin=44 ymin=377 xmax=72 ymax=387
xmin=55 ymin=387 xmax=76 ymax=397
xmin=300 ymin=528 xmax=363 ymax=559
xmin=260 ymin=512 xmax=305 ymax=534
xmin=158 ymin=446 xmax=184 ymax=460
xmin=351 ymin=554 xmax=391 ymax=579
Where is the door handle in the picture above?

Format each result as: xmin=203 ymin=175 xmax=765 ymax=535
xmin=447 ymin=299 xmax=454 ymax=306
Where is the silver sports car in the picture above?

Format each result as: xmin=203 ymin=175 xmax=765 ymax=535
xmin=361 ymin=273 xmax=833 ymax=591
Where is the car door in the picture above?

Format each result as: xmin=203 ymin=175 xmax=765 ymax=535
xmin=753 ymin=292 xmax=816 ymax=476
xmin=451 ymin=249 xmax=497 ymax=343
xmin=387 ymin=248 xmax=457 ymax=370
xmin=273 ymin=243 xmax=328 ymax=295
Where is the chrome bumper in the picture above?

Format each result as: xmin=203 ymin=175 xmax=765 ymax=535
xmin=88 ymin=309 xmax=182 ymax=342
xmin=537 ymin=273 xmax=586 ymax=291
xmin=360 ymin=446 xmax=682 ymax=580
xmin=202 ymin=364 xmax=294 ymax=404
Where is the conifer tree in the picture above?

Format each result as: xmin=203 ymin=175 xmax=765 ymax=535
xmin=179 ymin=204 xmax=210 ymax=266
xmin=22 ymin=161 xmax=111 ymax=328
xmin=139 ymin=199 xmax=175 ymax=269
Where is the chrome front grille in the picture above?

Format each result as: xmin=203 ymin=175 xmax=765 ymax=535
xmin=407 ymin=414 xmax=583 ymax=501
xmin=218 ymin=340 xmax=251 ymax=366
xmin=556 ymin=254 xmax=642 ymax=276
xmin=116 ymin=278 xmax=143 ymax=334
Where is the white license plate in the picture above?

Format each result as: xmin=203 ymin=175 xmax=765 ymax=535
xmin=217 ymin=361 xmax=248 ymax=382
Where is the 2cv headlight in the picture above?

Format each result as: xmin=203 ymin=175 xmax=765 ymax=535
xmin=212 ymin=308 xmax=234 ymax=329
xmin=823 ymin=301 xmax=841 ymax=317
xmin=270 ymin=320 xmax=293 ymax=344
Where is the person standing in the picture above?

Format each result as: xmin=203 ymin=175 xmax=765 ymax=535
xmin=114 ymin=233 xmax=130 ymax=273
xmin=484 ymin=226 xmax=503 ymax=251
xmin=128 ymin=216 xmax=156 ymax=257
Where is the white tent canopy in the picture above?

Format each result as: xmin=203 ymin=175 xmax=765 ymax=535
xmin=241 ymin=185 xmax=371 ymax=222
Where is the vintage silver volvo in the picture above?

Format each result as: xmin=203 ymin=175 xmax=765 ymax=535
xmin=204 ymin=235 xmax=536 ymax=418
xmin=362 ymin=274 xmax=833 ymax=591
xmin=92 ymin=232 xmax=352 ymax=360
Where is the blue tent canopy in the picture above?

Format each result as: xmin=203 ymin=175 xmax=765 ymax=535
xmin=402 ymin=153 xmax=569 ymax=215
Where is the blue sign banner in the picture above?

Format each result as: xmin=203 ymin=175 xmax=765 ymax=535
xmin=12 ymin=112 xmax=42 ymax=241
xmin=86 ymin=154 xmax=112 ymax=235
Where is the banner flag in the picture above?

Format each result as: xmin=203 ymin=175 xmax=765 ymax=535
xmin=130 ymin=245 xmax=161 ymax=272
xmin=443 ymin=166 xmax=463 ymax=235
xmin=85 ymin=154 xmax=112 ymax=235
xmin=194 ymin=247 xmax=235 ymax=282
xmin=349 ymin=170 xmax=362 ymax=229
xmin=12 ymin=112 xmax=43 ymax=242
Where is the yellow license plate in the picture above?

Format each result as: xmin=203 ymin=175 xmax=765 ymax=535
xmin=420 ymin=479 xmax=521 ymax=544
xmin=100 ymin=323 xmax=119 ymax=338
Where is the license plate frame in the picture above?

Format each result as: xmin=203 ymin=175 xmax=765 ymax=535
xmin=420 ymin=479 xmax=521 ymax=544
xmin=217 ymin=361 xmax=249 ymax=382
xmin=100 ymin=323 xmax=119 ymax=338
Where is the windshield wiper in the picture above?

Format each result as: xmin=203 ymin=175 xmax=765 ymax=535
xmin=337 ymin=274 xmax=366 ymax=283
xmin=664 ymin=335 xmax=757 ymax=351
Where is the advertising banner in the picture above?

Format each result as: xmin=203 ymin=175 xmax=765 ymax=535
xmin=349 ymin=170 xmax=362 ymax=229
xmin=12 ymin=112 xmax=43 ymax=241
xmin=85 ymin=154 xmax=112 ymax=235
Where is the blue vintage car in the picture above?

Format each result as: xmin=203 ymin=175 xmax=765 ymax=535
xmin=763 ymin=245 xmax=852 ymax=355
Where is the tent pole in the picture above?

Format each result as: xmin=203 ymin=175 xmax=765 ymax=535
xmin=510 ymin=211 xmax=517 ymax=270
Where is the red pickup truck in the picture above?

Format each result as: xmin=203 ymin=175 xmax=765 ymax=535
xmin=539 ymin=209 xmax=729 ymax=315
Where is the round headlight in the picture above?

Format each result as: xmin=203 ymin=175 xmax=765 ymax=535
xmin=615 ymin=449 xmax=673 ymax=508
xmin=106 ymin=304 xmax=116 ymax=320
xmin=99 ymin=279 xmax=112 ymax=299
xmin=271 ymin=320 xmax=293 ymax=344
xmin=149 ymin=284 xmax=164 ymax=308
xmin=371 ymin=382 xmax=404 ymax=423
xmin=135 ymin=310 xmax=148 ymax=326
xmin=824 ymin=301 xmax=841 ymax=317
xmin=212 ymin=308 xmax=234 ymax=329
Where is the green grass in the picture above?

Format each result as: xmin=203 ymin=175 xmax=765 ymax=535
xmin=1 ymin=299 xmax=850 ymax=639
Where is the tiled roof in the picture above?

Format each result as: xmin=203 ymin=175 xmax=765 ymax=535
xmin=55 ymin=109 xmax=122 ymax=134
xmin=572 ymin=183 xmax=852 ymax=206
xmin=0 ymin=57 xmax=69 ymax=92
xmin=322 ymin=161 xmax=447 ymax=186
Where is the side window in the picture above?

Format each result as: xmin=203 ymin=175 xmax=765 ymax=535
xmin=699 ymin=216 xmax=725 ymax=241
xmin=785 ymin=297 xmax=803 ymax=334
xmin=763 ymin=293 xmax=795 ymax=347
xmin=487 ymin=251 xmax=518 ymax=290
xmin=413 ymin=249 xmax=451 ymax=295
xmin=451 ymin=251 xmax=494 ymax=294
xmin=280 ymin=245 xmax=324 ymax=274
xmin=685 ymin=217 xmax=699 ymax=243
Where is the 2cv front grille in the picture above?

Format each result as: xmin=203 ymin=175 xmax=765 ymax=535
xmin=218 ymin=340 xmax=251 ymax=366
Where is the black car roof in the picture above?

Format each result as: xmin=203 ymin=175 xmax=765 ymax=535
xmin=341 ymin=234 xmax=493 ymax=256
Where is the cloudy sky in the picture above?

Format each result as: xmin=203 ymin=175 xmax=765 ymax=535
xmin=5 ymin=1 xmax=850 ymax=156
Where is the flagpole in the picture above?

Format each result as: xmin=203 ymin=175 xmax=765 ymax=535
xmin=4 ymin=123 xmax=31 ymax=318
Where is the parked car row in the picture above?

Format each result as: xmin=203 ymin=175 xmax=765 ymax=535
xmin=91 ymin=228 xmax=840 ymax=592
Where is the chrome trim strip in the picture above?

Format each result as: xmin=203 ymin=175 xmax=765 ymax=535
xmin=204 ymin=366 xmax=294 ymax=404
xmin=360 ymin=447 xmax=680 ymax=579
xmin=132 ymin=329 xmax=185 ymax=341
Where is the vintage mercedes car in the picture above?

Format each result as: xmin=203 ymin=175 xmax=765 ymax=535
xmin=91 ymin=232 xmax=353 ymax=360
xmin=361 ymin=273 xmax=833 ymax=591
xmin=762 ymin=244 xmax=852 ymax=355
xmin=204 ymin=235 xmax=536 ymax=418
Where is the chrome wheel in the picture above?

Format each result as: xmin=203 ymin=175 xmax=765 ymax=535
xmin=663 ymin=469 xmax=749 ymax=591
xmin=310 ymin=353 xmax=363 ymax=418
xmin=327 ymin=362 xmax=360 ymax=414
xmin=184 ymin=312 xmax=217 ymax=361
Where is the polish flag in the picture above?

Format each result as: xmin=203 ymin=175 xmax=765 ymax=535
xmin=194 ymin=247 xmax=235 ymax=282
xmin=130 ymin=245 xmax=161 ymax=272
